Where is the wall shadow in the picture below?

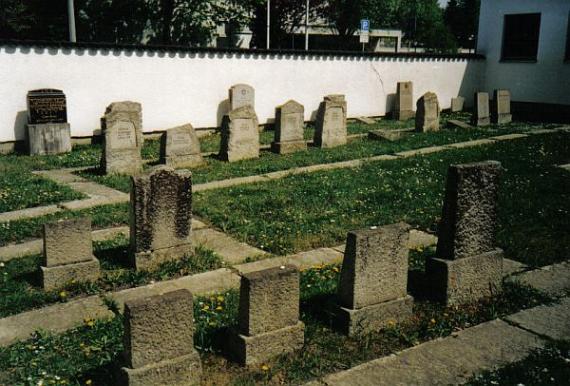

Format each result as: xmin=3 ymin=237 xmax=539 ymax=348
xmin=13 ymin=110 xmax=28 ymax=153
xmin=216 ymin=99 xmax=230 ymax=127
xmin=385 ymin=93 xmax=396 ymax=118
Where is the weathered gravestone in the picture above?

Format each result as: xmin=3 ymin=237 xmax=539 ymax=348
xmin=159 ymin=124 xmax=203 ymax=168
xmin=492 ymin=89 xmax=512 ymax=124
xmin=314 ymin=94 xmax=347 ymax=148
xmin=130 ymin=166 xmax=193 ymax=271
xmin=227 ymin=265 xmax=305 ymax=366
xmin=415 ymin=92 xmax=440 ymax=132
xmin=394 ymin=81 xmax=414 ymax=120
xmin=26 ymin=89 xmax=72 ymax=155
xmin=451 ymin=96 xmax=465 ymax=112
xmin=229 ymin=84 xmax=255 ymax=111
xmin=335 ymin=223 xmax=413 ymax=337
xmin=40 ymin=218 xmax=100 ymax=291
xmin=426 ymin=161 xmax=504 ymax=305
xmin=219 ymin=105 xmax=260 ymax=162
xmin=101 ymin=101 xmax=144 ymax=175
xmin=271 ymin=100 xmax=307 ymax=154
xmin=120 ymin=289 xmax=202 ymax=386
xmin=472 ymin=92 xmax=490 ymax=126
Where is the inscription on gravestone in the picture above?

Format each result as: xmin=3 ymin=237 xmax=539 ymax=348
xmin=111 ymin=122 xmax=137 ymax=150
xmin=27 ymin=89 xmax=68 ymax=124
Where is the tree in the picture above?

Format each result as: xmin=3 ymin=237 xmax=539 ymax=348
xmin=0 ymin=0 xmax=34 ymax=38
xmin=445 ymin=0 xmax=480 ymax=49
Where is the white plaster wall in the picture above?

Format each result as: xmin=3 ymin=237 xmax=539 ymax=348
xmin=0 ymin=45 xmax=484 ymax=142
xmin=477 ymin=0 xmax=570 ymax=105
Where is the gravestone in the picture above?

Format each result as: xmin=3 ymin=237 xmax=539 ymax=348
xmin=120 ymin=289 xmax=202 ymax=385
xmin=492 ymin=89 xmax=512 ymax=124
xmin=130 ymin=166 xmax=193 ymax=271
xmin=271 ymin=100 xmax=307 ymax=154
xmin=314 ymin=94 xmax=347 ymax=148
xmin=219 ymin=105 xmax=260 ymax=162
xmin=40 ymin=218 xmax=100 ymax=291
xmin=451 ymin=96 xmax=465 ymax=112
xmin=472 ymin=92 xmax=490 ymax=126
xmin=159 ymin=124 xmax=204 ymax=168
xmin=229 ymin=84 xmax=255 ymax=111
xmin=394 ymin=82 xmax=414 ymax=120
xmin=426 ymin=161 xmax=504 ymax=305
xmin=336 ymin=223 xmax=413 ymax=336
xmin=415 ymin=92 xmax=440 ymax=132
xmin=227 ymin=265 xmax=305 ymax=366
xmin=26 ymin=89 xmax=72 ymax=155
xmin=101 ymin=101 xmax=144 ymax=175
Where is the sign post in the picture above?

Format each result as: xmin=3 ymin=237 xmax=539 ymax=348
xmin=360 ymin=19 xmax=370 ymax=51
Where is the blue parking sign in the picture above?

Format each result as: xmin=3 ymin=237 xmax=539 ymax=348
xmin=361 ymin=19 xmax=370 ymax=32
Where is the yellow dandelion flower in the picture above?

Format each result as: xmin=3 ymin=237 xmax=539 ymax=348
xmin=430 ymin=318 xmax=436 ymax=324
xmin=85 ymin=380 xmax=92 ymax=385
xmin=215 ymin=306 xmax=223 ymax=311
xmin=261 ymin=364 xmax=270 ymax=371
xmin=59 ymin=291 xmax=67 ymax=299
xmin=202 ymin=305 xmax=209 ymax=311
xmin=217 ymin=295 xmax=225 ymax=302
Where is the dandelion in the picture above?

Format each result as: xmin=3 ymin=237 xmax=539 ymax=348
xmin=217 ymin=295 xmax=224 ymax=302
xmin=0 ymin=262 xmax=4 ymax=267
xmin=85 ymin=380 xmax=92 ymax=385
xmin=215 ymin=306 xmax=223 ymax=311
xmin=261 ymin=364 xmax=270 ymax=371
xmin=59 ymin=291 xmax=67 ymax=299
xmin=430 ymin=318 xmax=436 ymax=324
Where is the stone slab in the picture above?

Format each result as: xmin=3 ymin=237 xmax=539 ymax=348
xmin=193 ymin=228 xmax=267 ymax=264
xmin=447 ymin=120 xmax=473 ymax=130
xmin=120 ymin=350 xmax=202 ymax=386
xmin=43 ymin=218 xmax=94 ymax=267
xmin=394 ymin=145 xmax=449 ymax=158
xmin=489 ymin=133 xmax=528 ymax=141
xmin=354 ymin=116 xmax=377 ymax=125
xmin=509 ymin=261 xmax=570 ymax=296
xmin=41 ymin=258 xmax=101 ymax=291
xmin=0 ymin=205 xmax=61 ymax=223
xmin=408 ymin=230 xmax=438 ymax=249
xmin=504 ymin=297 xmax=570 ymax=341
xmin=444 ymin=138 xmax=496 ymax=149
xmin=503 ymin=259 xmax=528 ymax=276
xmin=368 ymin=128 xmax=414 ymax=142
xmin=558 ymin=163 xmax=570 ymax=172
xmin=27 ymin=123 xmax=72 ymax=156
xmin=270 ymin=140 xmax=307 ymax=154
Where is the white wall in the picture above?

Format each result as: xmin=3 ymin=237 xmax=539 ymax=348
xmin=477 ymin=0 xmax=570 ymax=105
xmin=0 ymin=45 xmax=484 ymax=142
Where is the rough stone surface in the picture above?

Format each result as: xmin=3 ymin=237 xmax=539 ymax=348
xmin=436 ymin=161 xmax=503 ymax=260
xmin=238 ymin=265 xmax=300 ymax=336
xmin=505 ymin=297 xmax=570 ymax=341
xmin=130 ymin=167 xmax=193 ymax=270
xmin=394 ymin=81 xmax=414 ymax=120
xmin=415 ymin=92 xmax=440 ymax=132
xmin=509 ymin=261 xmax=570 ymax=296
xmin=42 ymin=218 xmax=94 ymax=267
xmin=229 ymin=84 xmax=255 ymax=110
xmin=338 ymin=223 xmax=410 ymax=309
xmin=219 ymin=105 xmax=260 ymax=162
xmin=492 ymin=89 xmax=512 ymax=124
xmin=121 ymin=351 xmax=201 ymax=386
xmin=314 ymin=95 xmax=347 ymax=148
xmin=447 ymin=119 xmax=473 ymax=130
xmin=472 ymin=92 xmax=490 ymax=126
xmin=41 ymin=258 xmax=101 ymax=291
xmin=451 ymin=96 xmax=465 ymax=112
xmin=368 ymin=128 xmax=414 ymax=142
xmin=355 ymin=116 xmax=376 ymax=124
xmin=193 ymin=228 xmax=267 ymax=264
xmin=27 ymin=123 xmax=72 ymax=155
xmin=160 ymin=124 xmax=203 ymax=168
xmin=426 ymin=249 xmax=504 ymax=305
xmin=101 ymin=101 xmax=144 ymax=175
xmin=271 ymin=100 xmax=307 ymax=154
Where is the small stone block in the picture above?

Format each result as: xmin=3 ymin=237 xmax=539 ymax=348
xmin=41 ymin=258 xmax=100 ymax=291
xmin=270 ymin=140 xmax=307 ymax=154
xmin=132 ymin=244 xmax=194 ymax=271
xmin=426 ymin=249 xmax=504 ymax=305
xmin=43 ymin=218 xmax=94 ymax=267
xmin=219 ymin=106 xmax=260 ymax=162
xmin=27 ymin=123 xmax=72 ymax=155
xmin=395 ymin=81 xmax=414 ymax=121
xmin=314 ymin=95 xmax=347 ymax=148
xmin=368 ymin=128 xmax=414 ymax=142
xmin=355 ymin=116 xmax=376 ymax=125
xmin=160 ymin=124 xmax=204 ymax=168
xmin=451 ymin=97 xmax=465 ymax=112
xmin=227 ymin=322 xmax=305 ymax=366
xmin=495 ymin=114 xmax=513 ymax=125
xmin=472 ymin=92 xmax=490 ymax=127
xmin=336 ymin=295 xmax=414 ymax=337
xmin=447 ymin=120 xmax=473 ymax=130
xmin=415 ymin=92 xmax=440 ymax=132
xmin=120 ymin=351 xmax=202 ymax=386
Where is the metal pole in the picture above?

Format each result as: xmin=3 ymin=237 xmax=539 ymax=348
xmin=305 ymin=0 xmax=309 ymax=50
xmin=266 ymin=0 xmax=270 ymax=49
xmin=67 ymin=0 xmax=77 ymax=42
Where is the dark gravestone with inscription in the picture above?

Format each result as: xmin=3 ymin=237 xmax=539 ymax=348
xmin=26 ymin=89 xmax=71 ymax=155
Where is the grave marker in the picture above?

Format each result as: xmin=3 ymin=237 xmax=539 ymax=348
xmin=472 ymin=92 xmax=490 ymax=126
xmin=492 ymin=89 xmax=512 ymax=124
xmin=394 ymin=82 xmax=414 ymax=120
xmin=271 ymin=100 xmax=307 ymax=154
xmin=219 ymin=105 xmax=260 ymax=162
xmin=229 ymin=84 xmax=255 ymax=111
xmin=451 ymin=96 xmax=465 ymax=112
xmin=314 ymin=94 xmax=347 ymax=148
xmin=415 ymin=92 xmax=440 ymax=132
xmin=160 ymin=124 xmax=204 ymax=168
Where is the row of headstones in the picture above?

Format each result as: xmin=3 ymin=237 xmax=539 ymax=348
xmin=115 ymin=159 xmax=504 ymax=385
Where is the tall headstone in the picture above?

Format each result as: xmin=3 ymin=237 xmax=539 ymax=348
xmin=394 ymin=82 xmax=414 ymax=120
xmin=229 ymin=84 xmax=255 ymax=111
xmin=451 ymin=96 xmax=465 ymax=112
xmin=219 ymin=105 xmax=260 ymax=162
xmin=130 ymin=166 xmax=193 ymax=271
xmin=159 ymin=124 xmax=204 ymax=168
xmin=101 ymin=101 xmax=144 ymax=175
xmin=314 ymin=94 xmax=347 ymax=148
xmin=426 ymin=161 xmax=504 ymax=305
xmin=492 ymin=89 xmax=512 ymax=124
xmin=40 ymin=218 xmax=100 ymax=291
xmin=336 ymin=223 xmax=413 ymax=337
xmin=472 ymin=92 xmax=490 ymax=126
xmin=271 ymin=100 xmax=307 ymax=154
xmin=26 ymin=89 xmax=72 ymax=155
xmin=227 ymin=265 xmax=305 ymax=366
xmin=120 ymin=289 xmax=202 ymax=386
xmin=415 ymin=92 xmax=440 ymax=132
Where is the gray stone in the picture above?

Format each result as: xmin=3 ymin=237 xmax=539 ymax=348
xmin=130 ymin=167 xmax=193 ymax=270
xmin=451 ymin=96 xmax=465 ymax=112
xmin=355 ymin=116 xmax=376 ymax=124
xmin=27 ymin=123 xmax=72 ymax=156
xmin=41 ymin=258 xmax=101 ymax=291
xmin=368 ymin=128 xmax=414 ymax=142
xmin=505 ymin=297 xmax=570 ymax=341
xmin=229 ymin=84 xmax=255 ymax=111
xmin=394 ymin=81 xmax=414 ymax=120
xmin=314 ymin=94 xmax=347 ymax=148
xmin=42 ymin=218 xmax=94 ymax=267
xmin=493 ymin=89 xmax=512 ymax=124
xmin=509 ymin=261 xmax=570 ymax=296
xmin=472 ymin=92 xmax=490 ymax=126
xmin=219 ymin=105 xmax=260 ymax=162
xmin=160 ymin=124 xmax=203 ymax=168
xmin=447 ymin=119 xmax=473 ymax=130
xmin=436 ymin=161 xmax=503 ymax=261
xmin=415 ymin=92 xmax=440 ymax=132
xmin=271 ymin=100 xmax=307 ymax=154
xmin=120 ymin=289 xmax=202 ymax=385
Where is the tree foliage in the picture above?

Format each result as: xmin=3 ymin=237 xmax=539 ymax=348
xmin=444 ymin=0 xmax=480 ymax=48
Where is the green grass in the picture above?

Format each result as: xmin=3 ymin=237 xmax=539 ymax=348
xmin=0 ymin=235 xmax=223 ymax=317
xmin=193 ymin=132 xmax=570 ymax=266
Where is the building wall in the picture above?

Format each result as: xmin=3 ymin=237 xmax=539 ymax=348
xmin=0 ymin=44 xmax=484 ymax=143
xmin=477 ymin=0 xmax=570 ymax=105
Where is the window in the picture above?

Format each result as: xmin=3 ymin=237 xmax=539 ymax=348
xmin=501 ymin=13 xmax=541 ymax=61
xmin=566 ymin=12 xmax=570 ymax=61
